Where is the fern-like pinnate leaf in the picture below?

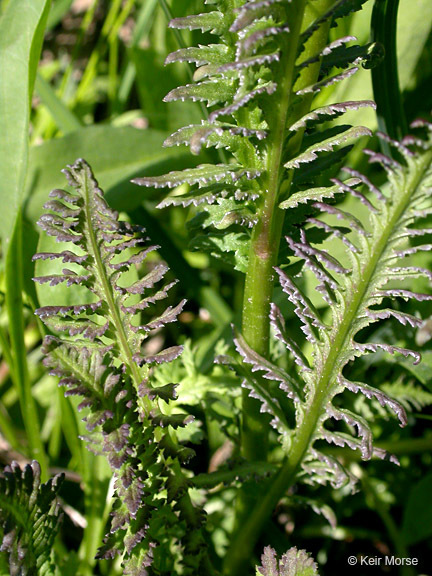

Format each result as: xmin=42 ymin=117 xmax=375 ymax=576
xmin=128 ymin=0 xmax=432 ymax=569
xmin=133 ymin=0 xmax=377 ymax=266
xmin=33 ymin=160 xmax=206 ymax=575
xmin=0 ymin=461 xmax=63 ymax=576
xmin=256 ymin=546 xmax=319 ymax=576
xmin=236 ymin=127 xmax=432 ymax=488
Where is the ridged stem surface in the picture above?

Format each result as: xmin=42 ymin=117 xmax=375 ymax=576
xmin=231 ymin=1 xmax=336 ymax=572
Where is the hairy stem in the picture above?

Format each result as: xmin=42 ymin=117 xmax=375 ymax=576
xmin=231 ymin=1 xmax=335 ymax=571
xmin=241 ymin=0 xmax=306 ymax=465
xmin=236 ymin=3 xmax=308 ymax=548
xmin=240 ymin=0 xmax=336 ymax=461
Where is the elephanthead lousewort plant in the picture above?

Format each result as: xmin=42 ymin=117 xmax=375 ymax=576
xmin=0 ymin=1 xmax=431 ymax=575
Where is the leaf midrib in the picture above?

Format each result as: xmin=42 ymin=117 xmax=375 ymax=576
xmin=82 ymin=170 xmax=149 ymax=409
xmin=292 ymin=148 xmax=432 ymax=470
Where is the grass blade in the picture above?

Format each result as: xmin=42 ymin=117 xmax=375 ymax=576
xmin=117 ymin=0 xmax=159 ymax=110
xmin=35 ymin=73 xmax=82 ymax=134
xmin=5 ymin=213 xmax=48 ymax=476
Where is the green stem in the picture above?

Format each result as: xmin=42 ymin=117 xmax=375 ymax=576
xmin=240 ymin=0 xmax=336 ymax=463
xmin=241 ymin=0 xmax=307 ymax=465
xmin=78 ymin=454 xmax=111 ymax=576
xmin=5 ymin=212 xmax=48 ymax=478
xmin=193 ymin=461 xmax=278 ymax=489
xmin=0 ymin=323 xmax=16 ymax=385
xmin=230 ymin=1 xmax=335 ymax=572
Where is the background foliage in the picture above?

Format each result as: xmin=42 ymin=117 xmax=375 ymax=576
xmin=0 ymin=0 xmax=431 ymax=575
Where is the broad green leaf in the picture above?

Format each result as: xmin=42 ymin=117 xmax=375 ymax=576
xmin=25 ymin=125 xmax=194 ymax=223
xmin=0 ymin=552 xmax=9 ymax=575
xmin=0 ymin=0 xmax=50 ymax=478
xmin=0 ymin=0 xmax=51 ymax=247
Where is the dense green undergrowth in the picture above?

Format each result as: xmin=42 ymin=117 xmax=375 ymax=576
xmin=0 ymin=1 xmax=432 ymax=575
